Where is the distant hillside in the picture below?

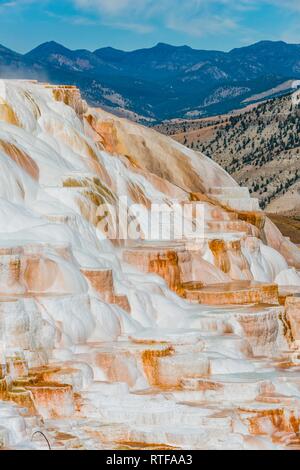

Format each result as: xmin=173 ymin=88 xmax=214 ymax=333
xmin=156 ymin=91 xmax=300 ymax=215
xmin=1 ymin=40 xmax=300 ymax=121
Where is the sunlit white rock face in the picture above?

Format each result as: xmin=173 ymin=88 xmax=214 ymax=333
xmin=0 ymin=80 xmax=300 ymax=450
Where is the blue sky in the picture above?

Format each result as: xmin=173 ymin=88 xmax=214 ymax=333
xmin=0 ymin=0 xmax=299 ymax=53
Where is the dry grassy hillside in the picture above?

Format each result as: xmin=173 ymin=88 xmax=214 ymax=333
xmin=156 ymin=93 xmax=300 ymax=215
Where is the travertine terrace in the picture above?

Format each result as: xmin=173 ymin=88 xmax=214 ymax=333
xmin=1 ymin=80 xmax=300 ymax=450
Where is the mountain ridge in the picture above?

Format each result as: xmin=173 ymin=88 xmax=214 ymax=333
xmin=1 ymin=40 xmax=300 ymax=121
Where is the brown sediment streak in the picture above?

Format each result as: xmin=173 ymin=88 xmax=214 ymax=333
xmin=117 ymin=442 xmax=178 ymax=450
xmin=95 ymin=351 xmax=141 ymax=386
xmin=124 ymin=249 xmax=183 ymax=294
xmin=279 ymin=311 xmax=295 ymax=346
xmin=81 ymin=268 xmax=114 ymax=301
xmin=209 ymin=240 xmax=231 ymax=274
xmin=237 ymin=211 xmax=266 ymax=231
xmin=84 ymin=115 xmax=124 ymax=155
xmin=64 ymin=176 xmax=117 ymax=227
xmin=23 ymin=257 xmax=59 ymax=292
xmin=1 ymin=359 xmax=77 ymax=419
xmin=127 ymin=182 xmax=152 ymax=209
xmin=81 ymin=268 xmax=131 ymax=312
xmin=22 ymin=91 xmax=41 ymax=119
xmin=141 ymin=347 xmax=174 ymax=387
xmin=89 ymin=177 xmax=116 ymax=203
xmin=51 ymin=86 xmax=88 ymax=116
xmin=6 ymin=357 xmax=28 ymax=378
xmin=240 ymin=407 xmax=300 ymax=435
xmin=0 ymin=375 xmax=8 ymax=395
xmin=184 ymin=379 xmax=224 ymax=391
xmin=83 ymin=143 xmax=113 ymax=186
xmin=121 ymin=153 xmax=189 ymax=202
xmin=0 ymin=248 xmax=24 ymax=292
xmin=113 ymin=295 xmax=131 ymax=313
xmin=85 ymin=145 xmax=113 ymax=187
xmin=0 ymin=98 xmax=19 ymax=126
xmin=24 ymin=382 xmax=74 ymax=418
xmin=0 ymin=140 xmax=39 ymax=180
xmin=46 ymin=115 xmax=111 ymax=186
xmin=77 ymin=194 xmax=98 ymax=226
xmin=124 ymin=246 xmax=217 ymax=295
xmin=28 ymin=365 xmax=76 ymax=383
xmin=184 ymin=281 xmax=279 ymax=305
xmin=208 ymin=238 xmax=252 ymax=281
xmin=7 ymin=388 xmax=37 ymax=415
xmin=282 ymin=296 xmax=300 ymax=347
xmin=85 ymin=113 xmax=207 ymax=194
xmin=8 ymin=259 xmax=22 ymax=283
xmin=122 ymin=154 xmax=141 ymax=169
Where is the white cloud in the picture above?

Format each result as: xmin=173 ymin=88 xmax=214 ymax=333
xmin=0 ymin=2 xmax=17 ymax=8
xmin=72 ymin=0 xmax=300 ymax=15
xmin=0 ymin=0 xmax=29 ymax=10
xmin=2 ymin=0 xmax=298 ymax=43
xmin=73 ymin=0 xmax=151 ymax=15
xmin=69 ymin=0 xmax=300 ymax=40
xmin=166 ymin=15 xmax=238 ymax=38
xmin=70 ymin=0 xmax=249 ymax=37
xmin=103 ymin=20 xmax=154 ymax=34
xmin=0 ymin=0 xmax=47 ymax=13
xmin=266 ymin=0 xmax=300 ymax=12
